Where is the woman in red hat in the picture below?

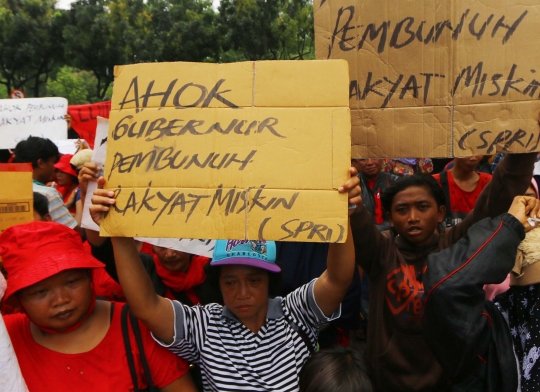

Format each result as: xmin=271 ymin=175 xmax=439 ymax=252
xmin=0 ymin=221 xmax=196 ymax=392
xmin=54 ymin=153 xmax=79 ymax=213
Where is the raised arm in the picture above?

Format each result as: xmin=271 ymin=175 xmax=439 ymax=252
xmin=350 ymin=203 xmax=388 ymax=276
xmin=422 ymin=196 xmax=540 ymax=382
xmin=448 ymin=152 xmax=537 ymax=245
xmin=314 ymin=168 xmax=361 ymax=317
xmin=90 ymin=178 xmax=175 ymax=344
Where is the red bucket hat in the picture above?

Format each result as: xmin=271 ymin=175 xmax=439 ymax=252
xmin=0 ymin=221 xmax=104 ymax=304
xmin=54 ymin=154 xmax=77 ymax=177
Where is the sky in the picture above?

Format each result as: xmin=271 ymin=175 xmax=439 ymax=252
xmin=56 ymin=0 xmax=220 ymax=10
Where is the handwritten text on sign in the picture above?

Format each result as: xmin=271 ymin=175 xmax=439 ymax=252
xmin=0 ymin=98 xmax=68 ymax=149
xmin=100 ymin=61 xmax=351 ymax=242
xmin=315 ymin=0 xmax=540 ymax=158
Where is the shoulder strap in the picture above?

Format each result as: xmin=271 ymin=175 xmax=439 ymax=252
xmin=121 ymin=305 xmax=141 ymax=392
xmin=129 ymin=311 xmax=156 ymax=391
xmin=285 ymin=317 xmax=316 ymax=355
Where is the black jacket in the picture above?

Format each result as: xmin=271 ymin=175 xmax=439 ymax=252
xmin=422 ymin=213 xmax=523 ymax=391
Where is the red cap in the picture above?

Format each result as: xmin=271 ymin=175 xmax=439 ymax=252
xmin=0 ymin=221 xmax=104 ymax=304
xmin=54 ymin=154 xmax=77 ymax=177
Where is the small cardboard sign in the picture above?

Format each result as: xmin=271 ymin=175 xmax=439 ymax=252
xmin=0 ymin=98 xmax=68 ymax=149
xmin=0 ymin=164 xmax=33 ymax=231
xmin=315 ymin=0 xmax=540 ymax=157
xmin=100 ymin=60 xmax=351 ymax=242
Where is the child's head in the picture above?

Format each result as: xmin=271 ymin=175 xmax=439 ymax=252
xmin=381 ymin=174 xmax=446 ymax=246
xmin=33 ymin=192 xmax=52 ymax=222
xmin=299 ymin=346 xmax=374 ymax=392
xmin=381 ymin=174 xmax=445 ymax=213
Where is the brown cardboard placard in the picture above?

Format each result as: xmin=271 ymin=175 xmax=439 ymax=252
xmin=100 ymin=60 xmax=351 ymax=242
xmin=0 ymin=164 xmax=33 ymax=231
xmin=315 ymin=0 xmax=540 ymax=158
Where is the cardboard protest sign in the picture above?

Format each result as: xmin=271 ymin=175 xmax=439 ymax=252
xmin=0 ymin=98 xmax=68 ymax=149
xmin=68 ymin=101 xmax=111 ymax=149
xmin=100 ymin=60 xmax=351 ymax=242
xmin=315 ymin=0 xmax=540 ymax=157
xmin=81 ymin=117 xmax=109 ymax=232
xmin=135 ymin=238 xmax=215 ymax=258
xmin=0 ymin=164 xmax=33 ymax=232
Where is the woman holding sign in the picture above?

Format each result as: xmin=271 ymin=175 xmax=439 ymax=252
xmin=89 ymin=169 xmax=361 ymax=392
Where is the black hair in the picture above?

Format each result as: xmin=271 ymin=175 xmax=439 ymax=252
xmin=203 ymin=263 xmax=282 ymax=304
xmin=13 ymin=136 xmax=59 ymax=168
xmin=381 ymin=174 xmax=445 ymax=214
xmin=33 ymin=192 xmax=49 ymax=218
xmin=299 ymin=346 xmax=374 ymax=392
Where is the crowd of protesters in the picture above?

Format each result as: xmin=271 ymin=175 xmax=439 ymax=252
xmin=2 ymin=119 xmax=540 ymax=391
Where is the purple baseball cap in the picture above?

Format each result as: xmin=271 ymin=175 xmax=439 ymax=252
xmin=210 ymin=240 xmax=280 ymax=273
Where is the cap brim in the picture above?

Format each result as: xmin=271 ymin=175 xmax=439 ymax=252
xmin=4 ymin=251 xmax=104 ymax=304
xmin=211 ymin=257 xmax=281 ymax=273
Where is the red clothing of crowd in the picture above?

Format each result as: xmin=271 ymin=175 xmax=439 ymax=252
xmin=366 ymin=180 xmax=384 ymax=224
xmin=433 ymin=171 xmax=492 ymax=214
xmin=4 ymin=302 xmax=189 ymax=391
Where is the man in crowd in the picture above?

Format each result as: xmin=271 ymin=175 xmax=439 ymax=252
xmin=352 ymin=158 xmax=398 ymax=231
xmin=433 ymin=156 xmax=492 ymax=227
xmin=13 ymin=136 xmax=77 ymax=230
xmin=351 ymin=151 xmax=536 ymax=391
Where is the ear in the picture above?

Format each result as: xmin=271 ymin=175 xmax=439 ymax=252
xmin=437 ymin=205 xmax=446 ymax=223
xmin=44 ymin=213 xmax=52 ymax=222
xmin=36 ymin=158 xmax=45 ymax=168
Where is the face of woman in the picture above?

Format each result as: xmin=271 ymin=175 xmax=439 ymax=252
xmin=219 ymin=265 xmax=269 ymax=325
xmin=17 ymin=269 xmax=93 ymax=332
xmin=55 ymin=170 xmax=73 ymax=187
xmin=153 ymin=246 xmax=191 ymax=273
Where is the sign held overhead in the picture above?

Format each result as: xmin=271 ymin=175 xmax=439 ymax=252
xmin=101 ymin=60 xmax=351 ymax=242
xmin=315 ymin=0 xmax=540 ymax=157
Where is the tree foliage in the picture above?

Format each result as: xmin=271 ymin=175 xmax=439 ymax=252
xmin=0 ymin=0 xmax=65 ymax=97
xmin=0 ymin=0 xmax=315 ymax=101
xmin=46 ymin=66 xmax=103 ymax=104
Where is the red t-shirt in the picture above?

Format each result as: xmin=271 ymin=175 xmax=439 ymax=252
xmin=4 ymin=302 xmax=188 ymax=391
xmin=367 ymin=180 xmax=384 ymax=224
xmin=433 ymin=171 xmax=492 ymax=213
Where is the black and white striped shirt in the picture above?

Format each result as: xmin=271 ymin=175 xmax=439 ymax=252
xmin=154 ymin=279 xmax=340 ymax=391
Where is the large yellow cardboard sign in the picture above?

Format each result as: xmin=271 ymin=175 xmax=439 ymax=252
xmin=0 ymin=164 xmax=33 ymax=232
xmin=100 ymin=61 xmax=351 ymax=242
xmin=315 ymin=0 xmax=540 ymax=158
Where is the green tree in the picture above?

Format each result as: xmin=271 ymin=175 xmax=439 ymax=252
xmin=63 ymin=0 xmax=121 ymax=99
xmin=277 ymin=0 xmax=314 ymax=60
xmin=145 ymin=0 xmax=221 ymax=63
xmin=218 ymin=0 xmax=280 ymax=60
xmin=46 ymin=66 xmax=99 ymax=104
xmin=217 ymin=0 xmax=314 ymax=61
xmin=0 ymin=0 xmax=66 ymax=97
